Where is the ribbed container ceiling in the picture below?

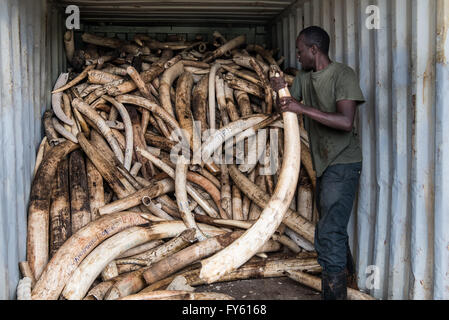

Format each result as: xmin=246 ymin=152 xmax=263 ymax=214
xmin=56 ymin=0 xmax=296 ymax=25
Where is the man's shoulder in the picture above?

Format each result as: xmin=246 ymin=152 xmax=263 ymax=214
xmin=332 ymin=62 xmax=357 ymax=76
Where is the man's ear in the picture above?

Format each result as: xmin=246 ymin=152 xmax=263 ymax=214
xmin=311 ymin=44 xmax=319 ymax=55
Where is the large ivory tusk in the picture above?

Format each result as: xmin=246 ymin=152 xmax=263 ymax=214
xmin=175 ymin=72 xmax=195 ymax=146
xmin=27 ymin=140 xmax=79 ymax=281
xmin=286 ymin=270 xmax=376 ymax=300
xmin=201 ymin=115 xmax=268 ymax=165
xmin=208 ymin=63 xmax=221 ymax=130
xmin=224 ymin=73 xmax=264 ymax=98
xmin=220 ymin=164 xmax=232 ymax=219
xmin=81 ymin=33 xmax=124 ymax=49
xmin=73 ymin=98 xmax=124 ymax=164
xmin=49 ymin=159 xmax=71 ymax=258
xmin=51 ymin=117 xmax=77 ymax=143
xmin=63 ymin=226 xmax=191 ymax=300
xmin=228 ymin=164 xmax=315 ymax=244
xmin=234 ymin=90 xmax=252 ymax=117
xmin=136 ymin=147 xmax=220 ymax=219
xmin=31 ymin=212 xmax=149 ymax=300
xmin=216 ymin=75 xmax=230 ymax=126
xmin=104 ymin=228 xmax=197 ymax=300
xmin=43 ymin=110 xmax=63 ymax=146
xmin=118 ymin=240 xmax=165 ymax=259
xmin=192 ymin=75 xmax=209 ymax=134
xmin=69 ymin=150 xmax=91 ymax=234
xmin=249 ymin=57 xmax=273 ymax=114
xmin=203 ymin=35 xmax=246 ymax=63
xmin=52 ymin=73 xmax=74 ymax=125
xmin=198 ymin=71 xmax=302 ymax=284
xmin=87 ymin=70 xmax=122 ymax=85
xmin=52 ymin=65 xmax=96 ymax=94
xmin=77 ymin=133 xmax=131 ymax=198
xmin=116 ymin=94 xmax=181 ymax=132
xmin=86 ymin=159 xmax=104 ymax=221
xmin=176 ymin=156 xmax=208 ymax=241
xmin=98 ymin=178 xmax=174 ymax=215
xmin=159 ymin=61 xmax=184 ymax=117
xmin=142 ymin=256 xmax=320 ymax=293
xmin=102 ymin=95 xmax=133 ymax=170
xmin=64 ymin=30 xmax=75 ymax=64
xmin=143 ymin=231 xmax=243 ymax=285
xmin=84 ymin=281 xmax=114 ymax=300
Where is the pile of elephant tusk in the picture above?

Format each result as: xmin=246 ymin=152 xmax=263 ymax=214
xmin=18 ymin=31 xmax=374 ymax=300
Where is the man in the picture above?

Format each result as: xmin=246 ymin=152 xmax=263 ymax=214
xmin=271 ymin=26 xmax=364 ymax=300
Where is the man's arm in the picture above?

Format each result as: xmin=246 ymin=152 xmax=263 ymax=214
xmin=278 ymin=97 xmax=357 ymax=132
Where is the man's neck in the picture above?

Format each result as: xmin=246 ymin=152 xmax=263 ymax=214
xmin=314 ymin=55 xmax=332 ymax=72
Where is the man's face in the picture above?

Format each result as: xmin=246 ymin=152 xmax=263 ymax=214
xmin=296 ymin=36 xmax=315 ymax=72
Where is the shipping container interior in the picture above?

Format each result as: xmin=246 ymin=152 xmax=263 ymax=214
xmin=1 ymin=0 xmax=448 ymax=300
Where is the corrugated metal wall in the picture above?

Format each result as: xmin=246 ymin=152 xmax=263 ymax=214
xmin=271 ymin=0 xmax=449 ymax=300
xmin=0 ymin=0 xmax=65 ymax=300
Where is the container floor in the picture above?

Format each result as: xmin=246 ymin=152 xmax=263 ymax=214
xmin=196 ymin=277 xmax=321 ymax=300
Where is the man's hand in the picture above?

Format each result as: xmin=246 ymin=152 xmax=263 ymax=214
xmin=270 ymin=72 xmax=288 ymax=92
xmin=278 ymin=97 xmax=304 ymax=114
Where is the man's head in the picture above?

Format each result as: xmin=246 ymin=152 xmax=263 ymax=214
xmin=296 ymin=26 xmax=330 ymax=71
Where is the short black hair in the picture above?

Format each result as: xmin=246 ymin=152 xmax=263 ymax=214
xmin=298 ymin=26 xmax=330 ymax=55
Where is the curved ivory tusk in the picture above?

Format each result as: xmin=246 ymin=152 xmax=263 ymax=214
xmin=136 ymin=147 xmax=220 ymax=219
xmin=87 ymin=70 xmax=122 ymax=84
xmin=159 ymin=61 xmax=184 ymax=117
xmin=143 ymin=231 xmax=243 ymax=285
xmin=176 ymin=156 xmax=207 ymax=241
xmin=199 ymin=71 xmax=302 ymax=284
xmin=31 ymin=211 xmax=149 ymax=300
xmin=61 ymin=227 xmax=161 ymax=300
xmin=52 ymin=64 xmax=96 ymax=94
xmin=192 ymin=75 xmax=209 ymax=133
xmin=234 ymin=90 xmax=252 ymax=117
xmin=203 ymin=35 xmax=246 ymax=63
xmin=84 ymin=281 xmax=114 ymax=300
xmin=102 ymin=95 xmax=133 ymax=170
xmin=104 ymin=228 xmax=197 ymax=300
xmin=249 ymin=56 xmax=273 ymax=114
xmin=63 ymin=221 xmax=225 ymax=300
xmin=49 ymin=158 xmax=71 ymax=257
xmin=141 ymin=256 xmax=320 ymax=293
xmin=208 ymin=63 xmax=221 ymax=130
xmin=72 ymin=98 xmax=124 ymax=164
xmin=227 ymin=164 xmax=315 ymax=244
xmin=201 ymin=115 xmax=268 ymax=165
xmin=116 ymin=94 xmax=181 ymax=132
xmin=27 ymin=140 xmax=79 ymax=281
xmin=52 ymin=73 xmax=74 ymax=125
xmin=175 ymin=72 xmax=195 ymax=146
xmin=51 ymin=117 xmax=78 ymax=143
xmin=64 ymin=30 xmax=75 ymax=64
xmin=98 ymin=178 xmax=174 ymax=215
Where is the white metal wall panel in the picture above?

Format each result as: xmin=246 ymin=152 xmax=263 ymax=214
xmin=271 ymin=0 xmax=449 ymax=300
xmin=434 ymin=0 xmax=449 ymax=301
xmin=0 ymin=0 xmax=65 ymax=300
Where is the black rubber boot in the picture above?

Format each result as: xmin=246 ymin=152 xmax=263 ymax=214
xmin=345 ymin=246 xmax=359 ymax=290
xmin=321 ymin=270 xmax=348 ymax=300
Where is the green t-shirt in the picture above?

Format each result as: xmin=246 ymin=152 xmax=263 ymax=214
xmin=290 ymin=62 xmax=365 ymax=177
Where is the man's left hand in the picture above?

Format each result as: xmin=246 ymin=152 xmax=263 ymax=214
xmin=278 ymin=97 xmax=304 ymax=114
